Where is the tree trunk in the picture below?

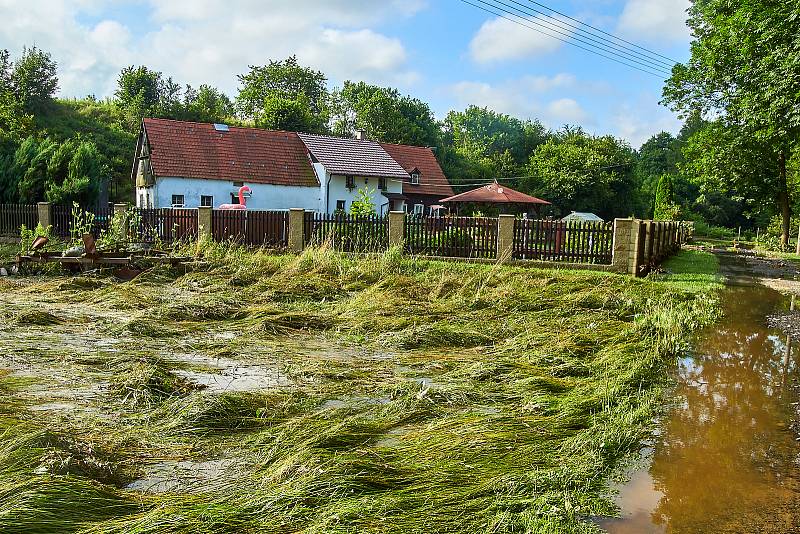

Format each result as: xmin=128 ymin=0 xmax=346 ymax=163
xmin=778 ymin=149 xmax=790 ymax=249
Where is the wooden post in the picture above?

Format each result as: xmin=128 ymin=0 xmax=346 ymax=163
xmin=288 ymin=208 xmax=305 ymax=253
xmin=197 ymin=206 xmax=212 ymax=240
xmin=643 ymin=221 xmax=654 ymax=267
xmin=497 ymin=214 xmax=516 ymax=261
xmin=37 ymin=202 xmax=51 ymax=229
xmin=388 ymin=211 xmax=405 ymax=248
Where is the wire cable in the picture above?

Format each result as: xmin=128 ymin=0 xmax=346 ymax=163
xmin=520 ymin=0 xmax=680 ymax=65
xmin=503 ymin=0 xmax=676 ymax=70
xmin=471 ymin=0 xmax=672 ymax=75
xmin=462 ymin=0 xmax=672 ymax=77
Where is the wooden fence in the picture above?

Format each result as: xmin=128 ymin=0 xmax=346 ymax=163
xmin=0 ymin=204 xmax=38 ymax=236
xmin=211 ymin=210 xmax=288 ymax=247
xmin=130 ymin=208 xmax=198 ymax=243
xmin=405 ymin=216 xmax=498 ymax=259
xmin=304 ymin=213 xmax=388 ymax=252
xmin=513 ymin=219 xmax=613 ymax=264
xmin=51 ymin=204 xmax=114 ymax=239
xmin=0 ymin=203 xmax=691 ymax=275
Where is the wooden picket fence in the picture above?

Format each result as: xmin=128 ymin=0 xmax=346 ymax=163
xmin=304 ymin=213 xmax=388 ymax=252
xmin=130 ymin=208 xmax=198 ymax=243
xmin=211 ymin=210 xmax=288 ymax=247
xmin=405 ymin=216 xmax=498 ymax=259
xmin=513 ymin=219 xmax=614 ymax=264
xmin=0 ymin=204 xmax=38 ymax=236
xmin=51 ymin=204 xmax=114 ymax=239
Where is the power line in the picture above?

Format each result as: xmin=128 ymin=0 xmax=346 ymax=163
xmin=470 ymin=0 xmax=672 ymax=75
xmin=461 ymin=0 xmax=672 ymax=77
xmin=520 ymin=0 xmax=680 ymax=65
xmin=503 ymin=0 xmax=676 ymax=70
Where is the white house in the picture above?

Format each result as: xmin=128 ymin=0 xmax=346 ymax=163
xmin=133 ymin=119 xmax=452 ymax=215
xmin=297 ymin=133 xmax=407 ymax=215
xmin=133 ymin=119 xmax=321 ymax=211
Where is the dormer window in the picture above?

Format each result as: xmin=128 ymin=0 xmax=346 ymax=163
xmin=410 ymin=170 xmax=421 ymax=185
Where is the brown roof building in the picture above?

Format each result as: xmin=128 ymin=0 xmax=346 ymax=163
xmin=133 ymin=119 xmax=454 ymax=215
xmin=380 ymin=143 xmax=454 ymax=215
xmin=138 ymin=118 xmax=318 ymax=187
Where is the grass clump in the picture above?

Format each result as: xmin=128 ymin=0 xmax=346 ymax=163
xmin=13 ymin=310 xmax=63 ymax=326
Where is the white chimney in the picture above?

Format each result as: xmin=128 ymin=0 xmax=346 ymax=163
xmin=355 ymin=129 xmax=367 ymax=141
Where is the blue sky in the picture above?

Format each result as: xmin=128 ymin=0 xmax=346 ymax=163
xmin=0 ymin=0 xmax=691 ymax=146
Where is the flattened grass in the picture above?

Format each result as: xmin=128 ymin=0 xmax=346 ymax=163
xmin=0 ymin=244 xmax=721 ymax=533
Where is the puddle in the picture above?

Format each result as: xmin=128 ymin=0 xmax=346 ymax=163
xmin=599 ymin=256 xmax=800 ymax=533
xmin=126 ymin=458 xmax=242 ymax=494
xmin=172 ymin=366 xmax=291 ymax=393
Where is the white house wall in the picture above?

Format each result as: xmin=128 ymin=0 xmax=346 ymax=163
xmin=140 ymin=177 xmax=320 ymax=211
xmin=324 ymin=174 xmax=404 ymax=215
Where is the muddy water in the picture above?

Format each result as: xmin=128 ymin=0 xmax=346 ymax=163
xmin=599 ymin=262 xmax=800 ymax=533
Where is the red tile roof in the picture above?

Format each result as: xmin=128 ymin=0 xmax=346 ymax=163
xmin=380 ymin=143 xmax=454 ymax=197
xmin=298 ymin=133 xmax=409 ymax=179
xmin=142 ymin=118 xmax=319 ymax=187
xmin=440 ymin=182 xmax=550 ymax=205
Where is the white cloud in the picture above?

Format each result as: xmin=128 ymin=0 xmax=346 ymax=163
xmin=469 ymin=15 xmax=571 ymax=64
xmin=447 ymin=74 xmax=591 ymax=127
xmin=0 ymin=0 xmax=423 ymax=99
xmin=611 ymin=104 xmax=682 ymax=148
xmin=617 ymin=0 xmax=691 ymax=43
xmin=547 ymin=98 xmax=589 ymax=124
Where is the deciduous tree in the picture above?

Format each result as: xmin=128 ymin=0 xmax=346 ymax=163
xmin=663 ymin=0 xmax=800 ymax=246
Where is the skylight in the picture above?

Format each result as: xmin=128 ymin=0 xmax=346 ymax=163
xmin=214 ymin=123 xmax=230 ymax=132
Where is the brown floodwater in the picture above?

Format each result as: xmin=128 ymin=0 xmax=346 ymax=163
xmin=598 ymin=263 xmax=800 ymax=533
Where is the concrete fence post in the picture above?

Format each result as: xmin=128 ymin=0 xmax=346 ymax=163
xmin=388 ymin=211 xmax=405 ymax=248
xmin=612 ymin=218 xmax=630 ymax=273
xmin=288 ymin=208 xmax=305 ymax=253
xmin=497 ymin=215 xmax=516 ymax=261
xmin=197 ymin=206 xmax=212 ymax=240
xmin=37 ymin=202 xmax=51 ymax=229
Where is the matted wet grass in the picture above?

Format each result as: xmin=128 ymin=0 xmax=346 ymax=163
xmin=0 ymin=245 xmax=719 ymax=533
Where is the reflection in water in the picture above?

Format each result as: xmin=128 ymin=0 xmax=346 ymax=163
xmin=601 ymin=285 xmax=800 ymax=533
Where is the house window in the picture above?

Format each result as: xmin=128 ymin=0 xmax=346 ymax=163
xmin=410 ymin=172 xmax=421 ymax=185
xmin=336 ymin=200 xmax=346 ymax=212
xmin=413 ymin=203 xmax=424 ymax=216
xmin=171 ymin=194 xmax=185 ymax=208
xmin=378 ymin=177 xmax=387 ymax=191
xmin=200 ymin=195 xmax=213 ymax=207
xmin=233 ymin=181 xmax=244 ymax=187
xmin=139 ymin=193 xmax=144 ymax=208
xmin=345 ymin=175 xmax=355 ymax=190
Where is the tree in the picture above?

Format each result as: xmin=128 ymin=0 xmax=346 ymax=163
xmin=255 ymin=94 xmax=315 ymax=132
xmin=236 ymin=56 xmax=329 ymax=133
xmin=653 ymin=174 xmax=680 ymax=220
xmin=115 ymin=66 xmax=163 ymax=130
xmin=679 ymin=120 xmax=781 ymax=229
xmin=15 ymin=136 xmax=57 ymax=202
xmin=636 ymin=132 xmax=681 ymax=216
xmin=330 ymin=81 xmax=439 ymax=146
xmin=525 ymin=130 xmax=637 ymax=218
xmin=9 ymin=46 xmax=58 ymax=114
xmin=350 ymin=188 xmax=377 ymax=216
xmin=182 ymin=84 xmax=235 ymax=124
xmin=663 ymin=0 xmax=800 ymax=246
xmin=45 ymin=139 xmax=103 ymax=206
